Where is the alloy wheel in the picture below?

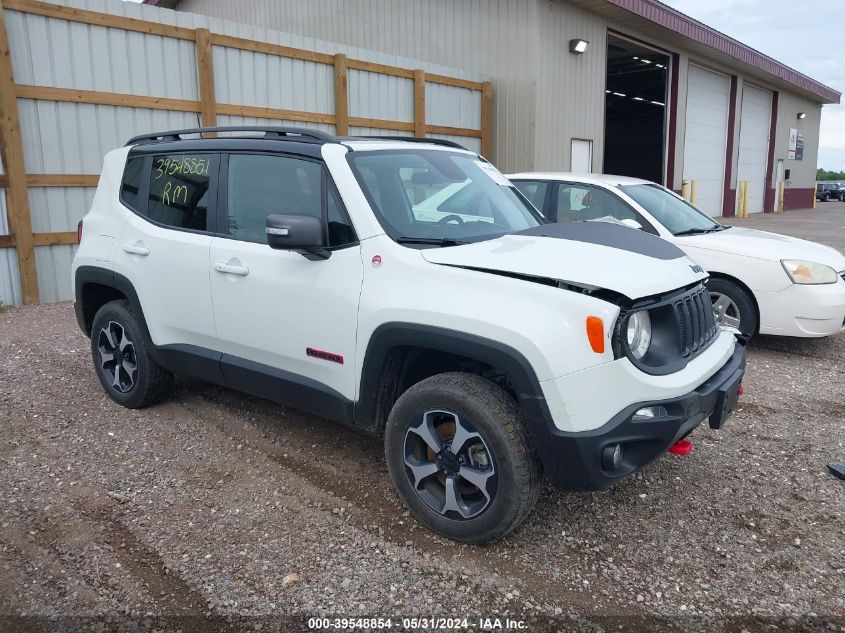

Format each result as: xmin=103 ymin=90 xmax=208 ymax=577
xmin=97 ymin=321 xmax=138 ymax=393
xmin=709 ymin=292 xmax=742 ymax=329
xmin=403 ymin=410 xmax=497 ymax=520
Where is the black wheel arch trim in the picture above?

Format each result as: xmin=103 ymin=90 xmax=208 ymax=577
xmin=75 ymin=266 xmax=152 ymax=339
xmin=356 ymin=322 xmax=562 ymax=472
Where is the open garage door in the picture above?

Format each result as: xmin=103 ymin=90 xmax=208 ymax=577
xmin=736 ymin=84 xmax=771 ymax=214
xmin=604 ymin=36 xmax=669 ymax=184
xmin=683 ymin=65 xmax=730 ymax=217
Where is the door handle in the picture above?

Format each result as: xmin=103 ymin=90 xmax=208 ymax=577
xmin=122 ymin=243 xmax=150 ymax=256
xmin=213 ymin=261 xmax=250 ymax=276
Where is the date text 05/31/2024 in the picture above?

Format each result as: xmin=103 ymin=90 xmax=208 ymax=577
xmin=307 ymin=617 xmax=527 ymax=630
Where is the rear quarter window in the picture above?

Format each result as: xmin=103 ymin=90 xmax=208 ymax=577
xmin=120 ymin=156 xmax=144 ymax=211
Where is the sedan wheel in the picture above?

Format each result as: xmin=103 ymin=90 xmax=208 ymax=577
xmin=709 ymin=292 xmax=742 ymax=330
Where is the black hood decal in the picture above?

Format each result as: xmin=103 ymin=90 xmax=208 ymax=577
xmin=515 ymin=222 xmax=684 ymax=260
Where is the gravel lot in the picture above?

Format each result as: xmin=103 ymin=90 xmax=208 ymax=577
xmin=1 ymin=207 xmax=844 ymax=632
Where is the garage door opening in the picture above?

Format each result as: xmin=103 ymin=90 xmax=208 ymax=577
xmin=604 ymin=36 xmax=669 ymax=184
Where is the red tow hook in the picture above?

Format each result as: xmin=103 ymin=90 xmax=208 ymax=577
xmin=669 ymin=439 xmax=693 ymax=455
xmin=738 ymin=384 xmax=744 ymax=396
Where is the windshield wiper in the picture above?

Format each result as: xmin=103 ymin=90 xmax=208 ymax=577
xmin=396 ymin=237 xmax=467 ymax=247
xmin=673 ymin=226 xmax=723 ymax=236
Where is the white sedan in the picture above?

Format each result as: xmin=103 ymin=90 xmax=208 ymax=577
xmin=508 ymin=172 xmax=845 ymax=338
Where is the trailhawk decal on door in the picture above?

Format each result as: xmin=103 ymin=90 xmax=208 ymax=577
xmin=306 ymin=347 xmax=345 ymax=364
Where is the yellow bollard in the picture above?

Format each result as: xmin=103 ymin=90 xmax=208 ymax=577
xmin=681 ymin=179 xmax=691 ymax=202
xmin=777 ymin=180 xmax=784 ymax=212
xmin=737 ymin=181 xmax=748 ymax=218
xmin=814 ymin=181 xmax=817 ymax=209
xmin=689 ymin=180 xmax=697 ymax=206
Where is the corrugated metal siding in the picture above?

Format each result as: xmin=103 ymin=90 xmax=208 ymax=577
xmin=1 ymin=0 xmax=486 ymax=304
xmin=213 ymin=45 xmax=334 ymax=114
xmin=534 ymin=0 xmax=608 ymax=171
xmin=349 ymin=70 xmax=413 ymax=122
xmin=0 ymin=188 xmax=22 ymax=307
xmin=426 ymin=83 xmax=481 ymax=130
xmin=175 ymin=0 xmax=536 ymax=172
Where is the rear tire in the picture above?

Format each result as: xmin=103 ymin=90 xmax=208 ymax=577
xmin=384 ymin=372 xmax=541 ymax=544
xmin=90 ymin=300 xmax=173 ymax=409
xmin=706 ymin=278 xmax=758 ymax=338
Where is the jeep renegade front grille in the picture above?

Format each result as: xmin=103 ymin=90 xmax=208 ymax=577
xmin=674 ymin=284 xmax=718 ymax=358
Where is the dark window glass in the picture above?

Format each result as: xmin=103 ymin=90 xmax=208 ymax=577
xmin=120 ymin=156 xmax=144 ymax=211
xmin=147 ymin=154 xmax=214 ymax=231
xmin=556 ymin=184 xmax=635 ymax=223
xmin=327 ymin=186 xmax=357 ymax=246
xmin=226 ymin=154 xmax=355 ymax=247
xmin=513 ymin=181 xmax=548 ymax=214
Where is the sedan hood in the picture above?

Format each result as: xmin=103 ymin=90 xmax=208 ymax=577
xmin=421 ymin=222 xmax=707 ymax=300
xmin=675 ymin=227 xmax=845 ymax=270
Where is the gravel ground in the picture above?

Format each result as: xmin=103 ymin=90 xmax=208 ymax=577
xmin=1 ymin=211 xmax=844 ymax=632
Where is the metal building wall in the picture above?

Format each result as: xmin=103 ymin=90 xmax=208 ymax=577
xmin=773 ymin=91 xmax=822 ymax=198
xmin=533 ymin=1 xmax=608 ymax=171
xmin=0 ymin=156 xmax=22 ymax=306
xmin=0 ymin=0 xmax=485 ymax=305
xmin=175 ymin=0 xmax=541 ymax=172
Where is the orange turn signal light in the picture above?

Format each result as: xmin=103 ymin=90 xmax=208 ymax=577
xmin=586 ymin=316 xmax=605 ymax=354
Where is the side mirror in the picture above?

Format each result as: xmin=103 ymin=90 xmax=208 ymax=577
xmin=266 ymin=214 xmax=330 ymax=260
xmin=620 ymin=218 xmax=643 ymax=230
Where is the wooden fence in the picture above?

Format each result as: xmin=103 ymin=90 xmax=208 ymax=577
xmin=0 ymin=0 xmax=492 ymax=304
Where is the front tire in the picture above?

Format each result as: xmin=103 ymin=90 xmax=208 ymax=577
xmin=90 ymin=300 xmax=173 ymax=409
xmin=707 ymin=278 xmax=758 ymax=338
xmin=384 ymin=372 xmax=541 ymax=544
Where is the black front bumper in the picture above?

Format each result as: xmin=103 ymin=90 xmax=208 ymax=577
xmin=541 ymin=340 xmax=747 ymax=491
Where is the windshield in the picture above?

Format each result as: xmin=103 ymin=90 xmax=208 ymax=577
xmin=619 ymin=184 xmax=723 ymax=235
xmin=347 ymin=150 xmax=544 ymax=244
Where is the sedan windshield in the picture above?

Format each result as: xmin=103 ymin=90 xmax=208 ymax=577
xmin=348 ymin=149 xmax=544 ymax=245
xmin=620 ymin=184 xmax=726 ymax=236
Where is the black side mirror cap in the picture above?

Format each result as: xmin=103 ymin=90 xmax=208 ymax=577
xmin=266 ymin=214 xmax=331 ymax=260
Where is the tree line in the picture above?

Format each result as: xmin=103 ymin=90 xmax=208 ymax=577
xmin=817 ymin=168 xmax=845 ymax=181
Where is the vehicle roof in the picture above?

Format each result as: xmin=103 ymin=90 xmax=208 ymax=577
xmin=506 ymin=172 xmax=653 ymax=186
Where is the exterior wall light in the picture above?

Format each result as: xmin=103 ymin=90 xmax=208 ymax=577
xmin=569 ymin=39 xmax=589 ymax=54
xmin=797 ymin=112 xmax=806 ymax=119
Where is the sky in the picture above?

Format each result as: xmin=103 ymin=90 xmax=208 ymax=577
xmin=662 ymin=0 xmax=845 ymax=173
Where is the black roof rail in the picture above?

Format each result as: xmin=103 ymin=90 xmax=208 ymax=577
xmin=349 ymin=135 xmax=469 ymax=151
xmin=125 ymin=126 xmax=337 ymax=146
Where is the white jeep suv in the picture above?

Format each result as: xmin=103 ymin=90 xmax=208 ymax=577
xmin=72 ymin=127 xmax=746 ymax=543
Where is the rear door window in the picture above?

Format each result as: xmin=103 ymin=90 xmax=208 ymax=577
xmin=512 ymin=181 xmax=549 ymax=215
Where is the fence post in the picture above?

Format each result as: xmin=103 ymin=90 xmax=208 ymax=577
xmin=480 ymin=81 xmax=492 ymax=158
xmin=414 ymin=69 xmax=426 ymax=138
xmin=0 ymin=0 xmax=39 ymax=304
xmin=333 ymin=53 xmax=348 ymax=136
xmin=194 ymin=28 xmax=216 ymax=135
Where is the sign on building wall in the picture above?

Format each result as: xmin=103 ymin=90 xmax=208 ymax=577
xmin=795 ymin=134 xmax=804 ymax=161
xmin=787 ymin=127 xmax=798 ymax=159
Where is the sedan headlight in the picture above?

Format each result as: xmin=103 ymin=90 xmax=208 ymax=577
xmin=626 ymin=310 xmax=652 ymax=360
xmin=781 ymin=259 xmax=839 ymax=284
